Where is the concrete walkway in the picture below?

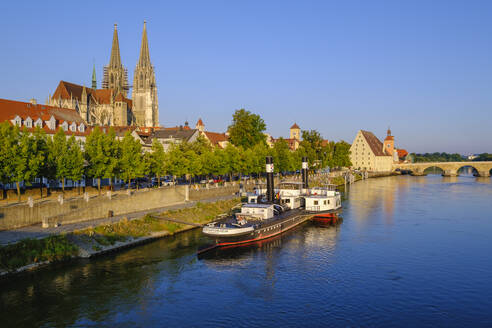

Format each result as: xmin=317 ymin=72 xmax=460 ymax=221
xmin=0 ymin=194 xmax=238 ymax=246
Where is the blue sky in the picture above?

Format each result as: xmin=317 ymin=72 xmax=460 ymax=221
xmin=1 ymin=0 xmax=491 ymax=154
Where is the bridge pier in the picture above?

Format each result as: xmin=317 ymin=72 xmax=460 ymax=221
xmin=478 ymin=171 xmax=491 ymax=177
xmin=411 ymin=171 xmax=426 ymax=176
xmin=442 ymin=169 xmax=458 ymax=177
xmin=410 ymin=169 xmax=426 ymax=176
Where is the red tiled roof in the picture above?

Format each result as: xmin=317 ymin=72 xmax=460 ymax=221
xmin=92 ymin=89 xmax=113 ymax=104
xmin=196 ymin=118 xmax=204 ymax=126
xmin=290 ymin=123 xmax=300 ymax=129
xmin=361 ymin=130 xmax=390 ymax=157
xmin=204 ymin=131 xmax=228 ymax=147
xmin=51 ymin=81 xmax=131 ymax=107
xmin=0 ymin=98 xmax=85 ymax=124
xmin=397 ymin=149 xmax=408 ymax=158
xmin=384 ymin=135 xmax=394 ymax=141
xmin=52 ymin=81 xmax=90 ymax=100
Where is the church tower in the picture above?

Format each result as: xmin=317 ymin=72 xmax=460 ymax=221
xmin=102 ymin=24 xmax=129 ymax=96
xmin=132 ymin=21 xmax=159 ymax=127
xmin=383 ymin=127 xmax=395 ymax=157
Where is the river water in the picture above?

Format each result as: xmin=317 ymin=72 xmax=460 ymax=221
xmin=1 ymin=175 xmax=492 ymax=327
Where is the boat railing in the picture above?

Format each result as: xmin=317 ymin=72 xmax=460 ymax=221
xmin=306 ymin=205 xmax=321 ymax=211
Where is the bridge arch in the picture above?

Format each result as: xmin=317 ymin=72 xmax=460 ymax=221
xmin=456 ymin=165 xmax=479 ymax=176
xmin=422 ymin=166 xmax=444 ymax=175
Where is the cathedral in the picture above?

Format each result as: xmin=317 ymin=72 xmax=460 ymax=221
xmin=48 ymin=22 xmax=159 ymax=127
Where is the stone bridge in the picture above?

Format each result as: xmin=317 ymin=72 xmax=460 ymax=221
xmin=393 ymin=161 xmax=492 ymax=177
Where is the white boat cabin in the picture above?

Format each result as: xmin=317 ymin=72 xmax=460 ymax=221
xmin=278 ymin=181 xmax=304 ymax=209
xmin=304 ymin=187 xmax=342 ymax=212
xmin=239 ymin=203 xmax=274 ymax=220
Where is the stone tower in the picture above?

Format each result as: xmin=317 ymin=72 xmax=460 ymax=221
xmin=132 ymin=21 xmax=159 ymax=127
xmin=102 ymin=24 xmax=129 ymax=96
xmin=383 ymin=127 xmax=395 ymax=156
xmin=290 ymin=123 xmax=300 ymax=140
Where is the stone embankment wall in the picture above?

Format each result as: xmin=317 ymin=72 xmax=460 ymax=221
xmin=0 ymin=184 xmax=239 ymax=231
xmin=189 ymin=185 xmax=240 ymax=201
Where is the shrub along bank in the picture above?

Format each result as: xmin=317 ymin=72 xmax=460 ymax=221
xmin=0 ymin=235 xmax=78 ymax=272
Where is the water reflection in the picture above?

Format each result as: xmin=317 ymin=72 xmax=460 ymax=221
xmin=1 ymin=175 xmax=492 ymax=327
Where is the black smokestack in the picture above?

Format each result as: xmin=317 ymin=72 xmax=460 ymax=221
xmin=266 ymin=156 xmax=274 ymax=203
xmin=302 ymin=156 xmax=309 ymax=189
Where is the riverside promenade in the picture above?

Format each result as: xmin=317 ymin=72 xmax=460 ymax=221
xmin=0 ymin=194 xmax=237 ymax=246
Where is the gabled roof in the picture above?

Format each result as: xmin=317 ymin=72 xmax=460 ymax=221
xmin=203 ymin=131 xmax=228 ymax=147
xmin=360 ymin=130 xmax=389 ymax=156
xmin=151 ymin=128 xmax=198 ymax=142
xmin=196 ymin=118 xmax=204 ymax=126
xmin=290 ymin=123 xmax=300 ymax=129
xmin=52 ymin=81 xmax=91 ymax=100
xmin=52 ymin=81 xmax=131 ymax=107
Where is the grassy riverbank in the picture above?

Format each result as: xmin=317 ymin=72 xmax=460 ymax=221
xmin=0 ymin=235 xmax=78 ymax=271
xmin=75 ymin=198 xmax=241 ymax=247
xmin=0 ymin=198 xmax=241 ymax=273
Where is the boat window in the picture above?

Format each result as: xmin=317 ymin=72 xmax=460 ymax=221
xmin=314 ymin=200 xmax=318 ymax=205
xmin=323 ymin=200 xmax=327 ymax=205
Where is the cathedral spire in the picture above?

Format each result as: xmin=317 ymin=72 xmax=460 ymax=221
xmin=92 ymin=62 xmax=97 ymax=89
xmin=102 ymin=23 xmax=128 ymax=95
xmin=138 ymin=21 xmax=151 ymax=68
xmin=109 ymin=24 xmax=122 ymax=68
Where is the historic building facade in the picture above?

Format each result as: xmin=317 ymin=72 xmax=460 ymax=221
xmin=349 ymin=129 xmax=408 ymax=172
xmin=48 ymin=22 xmax=158 ymax=128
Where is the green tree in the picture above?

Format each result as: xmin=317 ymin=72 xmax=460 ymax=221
xmin=238 ymin=147 xmax=255 ymax=177
xmin=189 ymin=134 xmax=212 ymax=154
xmin=11 ymin=128 xmax=47 ymax=201
xmin=52 ymin=129 xmax=70 ymax=192
xmin=298 ymin=129 xmax=331 ymax=170
xmin=272 ymin=138 xmax=292 ymax=174
xmin=149 ymin=139 xmax=167 ymax=186
xmin=104 ymin=128 xmax=120 ymax=191
xmin=473 ymin=153 xmax=492 ymax=162
xmin=0 ymin=123 xmax=19 ymax=199
xmin=224 ymin=144 xmax=240 ymax=180
xmin=250 ymin=143 xmax=269 ymax=176
xmin=66 ymin=136 xmax=85 ymax=193
xmin=332 ymin=141 xmax=352 ymax=168
xmin=184 ymin=149 xmax=202 ymax=183
xmin=30 ymin=128 xmax=49 ymax=196
xmin=84 ymin=127 xmax=109 ymax=195
xmin=120 ymin=131 xmax=145 ymax=188
xmin=227 ymin=109 xmax=267 ymax=149
xmin=201 ymin=150 xmax=218 ymax=179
